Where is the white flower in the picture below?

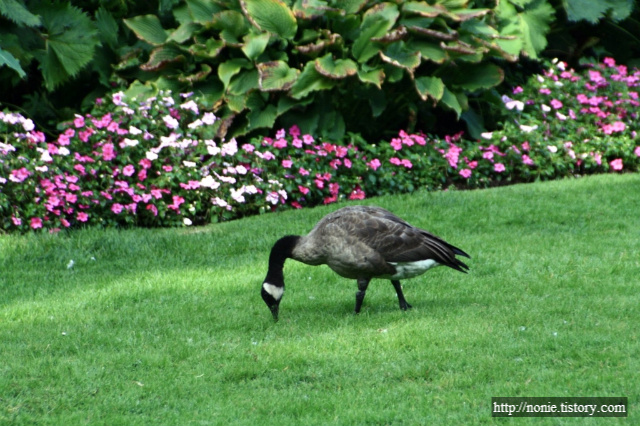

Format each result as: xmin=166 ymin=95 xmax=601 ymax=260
xmin=35 ymin=165 xmax=48 ymax=173
xmin=122 ymin=138 xmax=139 ymax=147
xmin=266 ymin=191 xmax=280 ymax=205
xmin=213 ymin=197 xmax=228 ymax=207
xmin=67 ymin=260 xmax=75 ymax=269
xmin=547 ymin=145 xmax=558 ymax=153
xmin=556 ymin=112 xmax=567 ymax=121
xmin=0 ymin=177 xmax=6 ymax=184
xmin=537 ymin=75 xmax=545 ymax=83
xmin=22 ymin=119 xmax=35 ymax=132
xmin=221 ymin=139 xmax=238 ymax=156
xmin=243 ymin=184 xmax=258 ymax=194
xmin=180 ymin=100 xmax=199 ymax=115
xmin=230 ymin=188 xmax=246 ymax=203
xmin=519 ymin=124 xmax=538 ymax=133
xmin=58 ymin=147 xmax=70 ymax=156
xmin=129 ymin=126 xmax=143 ymax=135
xmin=480 ymin=132 xmax=493 ymax=140
xmin=541 ymin=104 xmax=551 ymax=112
xmin=39 ymin=149 xmax=53 ymax=162
xmin=183 ymin=161 xmax=197 ymax=168
xmin=235 ymin=165 xmax=248 ymax=175
xmin=183 ymin=218 xmax=193 ymax=226
xmin=146 ymin=151 xmax=159 ymax=161
xmin=200 ymin=175 xmax=220 ymax=189
xmin=188 ymin=119 xmax=203 ymax=129
xmin=202 ymin=112 xmax=217 ymax=125
xmin=162 ymin=115 xmax=179 ymax=129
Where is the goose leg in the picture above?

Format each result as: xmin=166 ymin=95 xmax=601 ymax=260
xmin=354 ymin=278 xmax=370 ymax=314
xmin=391 ymin=280 xmax=412 ymax=310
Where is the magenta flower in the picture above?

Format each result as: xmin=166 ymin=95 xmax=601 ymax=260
xmin=111 ymin=203 xmax=124 ymax=214
xmin=494 ymin=163 xmax=506 ymax=173
xmin=550 ymin=99 xmax=563 ymax=109
xmin=603 ymin=57 xmax=616 ymax=67
xmin=390 ymin=138 xmax=403 ymax=150
xmin=349 ymin=187 xmax=366 ymax=200
xmin=289 ymin=125 xmax=301 ymax=138
xmin=298 ymin=185 xmax=310 ymax=195
xmin=298 ymin=167 xmax=310 ymax=176
xmin=11 ymin=216 xmax=22 ymax=226
xmin=30 ymin=217 xmax=43 ymax=229
xmin=282 ymin=159 xmax=293 ymax=168
xmin=273 ymin=138 xmax=287 ymax=149
xmin=367 ymin=158 xmax=381 ymax=171
xmin=77 ymin=212 xmax=89 ymax=222
xmin=123 ymin=165 xmax=135 ymax=177
xmin=609 ymin=158 xmax=623 ymax=171
xmin=9 ymin=167 xmax=31 ymax=183
xmin=459 ymin=169 xmax=472 ymax=179
xmin=74 ymin=115 xmax=85 ymax=128
xmin=147 ymin=204 xmax=158 ymax=216
xmin=389 ymin=157 xmax=402 ymax=166
xmin=634 ymin=146 xmax=640 ymax=157
xmin=102 ymin=143 xmax=116 ymax=161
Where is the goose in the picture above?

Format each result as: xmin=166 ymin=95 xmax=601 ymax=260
xmin=261 ymin=205 xmax=470 ymax=320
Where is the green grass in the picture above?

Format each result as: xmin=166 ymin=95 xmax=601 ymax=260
xmin=1 ymin=173 xmax=639 ymax=425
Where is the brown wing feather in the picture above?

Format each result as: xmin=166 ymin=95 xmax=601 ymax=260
xmin=321 ymin=206 xmax=468 ymax=272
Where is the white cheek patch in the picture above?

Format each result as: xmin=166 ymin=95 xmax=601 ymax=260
xmin=263 ymin=282 xmax=284 ymax=301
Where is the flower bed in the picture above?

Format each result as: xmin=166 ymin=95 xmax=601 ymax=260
xmin=1 ymin=58 xmax=639 ymax=233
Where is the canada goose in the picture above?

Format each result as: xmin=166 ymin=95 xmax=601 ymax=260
xmin=261 ymin=205 xmax=470 ymax=320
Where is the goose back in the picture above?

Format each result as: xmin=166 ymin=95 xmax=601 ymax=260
xmin=291 ymin=206 xmax=469 ymax=279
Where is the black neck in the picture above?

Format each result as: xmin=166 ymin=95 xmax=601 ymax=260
xmin=264 ymin=235 xmax=300 ymax=285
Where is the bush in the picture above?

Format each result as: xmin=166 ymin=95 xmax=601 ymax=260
xmin=1 ymin=59 xmax=639 ymax=233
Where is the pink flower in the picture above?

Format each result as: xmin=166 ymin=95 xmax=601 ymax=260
xmin=349 ymin=187 xmax=366 ymax=200
xmin=539 ymin=88 xmax=551 ymax=95
xmin=609 ymin=158 xmax=623 ymax=171
xmin=9 ymin=167 xmax=31 ymax=183
xmin=482 ymin=151 xmax=494 ymax=161
xmin=634 ymin=146 xmax=640 ymax=157
xmin=77 ymin=212 xmax=89 ymax=222
xmin=314 ymin=179 xmax=325 ymax=189
xmin=390 ymin=138 xmax=403 ymax=150
xmin=242 ymin=143 xmax=255 ymax=153
xmin=302 ymin=134 xmax=314 ymax=145
xmin=459 ymin=169 xmax=472 ymax=179
xmin=367 ymin=158 xmax=381 ymax=171
xmin=139 ymin=158 xmax=152 ymax=169
xmin=111 ymin=203 xmax=124 ymax=214
xmin=282 ymin=159 xmax=293 ymax=168
xmin=494 ymin=163 xmax=506 ymax=173
xmin=401 ymin=159 xmax=412 ymax=168
xmin=102 ymin=143 xmax=116 ymax=161
xmin=603 ymin=57 xmax=616 ymax=67
xmin=163 ymin=165 xmax=173 ymax=172
xmin=550 ymin=99 xmax=563 ymax=109
xmin=168 ymin=195 xmax=185 ymax=211
xmin=298 ymin=167 xmax=310 ymax=176
xmin=74 ymin=115 xmax=85 ymax=128
xmin=147 ymin=204 xmax=158 ymax=216
xmin=522 ymin=155 xmax=534 ymax=165
xmin=344 ymin=158 xmax=352 ymax=169
xmin=275 ymin=128 xmax=286 ymax=139
xmin=467 ymin=161 xmax=478 ymax=169
xmin=273 ymin=139 xmax=287 ymax=149
xmin=289 ymin=125 xmax=300 ymax=138
xmin=389 ymin=157 xmax=402 ymax=166
xmin=336 ymin=146 xmax=348 ymax=158
xmin=12 ymin=216 xmax=22 ymax=226
xmin=298 ymin=185 xmax=310 ymax=195
xmin=123 ymin=165 xmax=135 ymax=177
xmin=30 ymin=217 xmax=43 ymax=229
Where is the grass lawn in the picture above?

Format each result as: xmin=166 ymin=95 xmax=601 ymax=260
xmin=1 ymin=173 xmax=638 ymax=425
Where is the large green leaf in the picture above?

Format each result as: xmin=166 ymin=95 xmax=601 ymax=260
xmin=403 ymin=2 xmax=449 ymax=18
xmin=380 ymin=41 xmax=421 ymax=75
xmin=415 ymin=76 xmax=444 ymax=102
xmin=212 ymin=10 xmax=249 ymax=45
xmin=228 ymin=69 xmax=259 ymax=96
xmin=0 ymin=47 xmax=26 ymax=78
xmin=315 ymin=54 xmax=357 ymax=79
xmin=37 ymin=2 xmax=98 ymax=90
xmin=408 ymin=41 xmax=447 ymax=63
xmin=357 ymin=65 xmax=385 ymax=88
xmin=124 ymin=15 xmax=168 ymax=45
xmin=440 ymin=86 xmax=462 ymax=117
xmin=0 ymin=0 xmax=41 ymax=27
xmin=140 ymin=45 xmax=186 ymax=72
xmin=241 ymin=0 xmax=298 ymax=40
xmin=495 ymin=0 xmax=553 ymax=58
xmin=333 ymin=0 xmax=369 ymax=14
xmin=95 ymin=7 xmax=119 ymax=50
xmin=247 ymin=104 xmax=278 ymax=131
xmin=564 ymin=0 xmax=634 ymax=23
xmin=352 ymin=3 xmax=399 ymax=63
xmin=447 ymin=63 xmax=504 ymax=91
xmin=242 ymin=32 xmax=271 ymax=61
xmin=218 ymin=58 xmax=253 ymax=88
xmin=257 ymin=60 xmax=299 ymax=91
xmin=169 ymin=22 xmax=200 ymax=44
xmin=186 ymin=0 xmax=223 ymax=24
xmin=289 ymin=61 xmax=336 ymax=99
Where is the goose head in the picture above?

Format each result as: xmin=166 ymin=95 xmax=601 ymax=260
xmin=261 ymin=235 xmax=299 ymax=321
xmin=261 ymin=281 xmax=284 ymax=320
